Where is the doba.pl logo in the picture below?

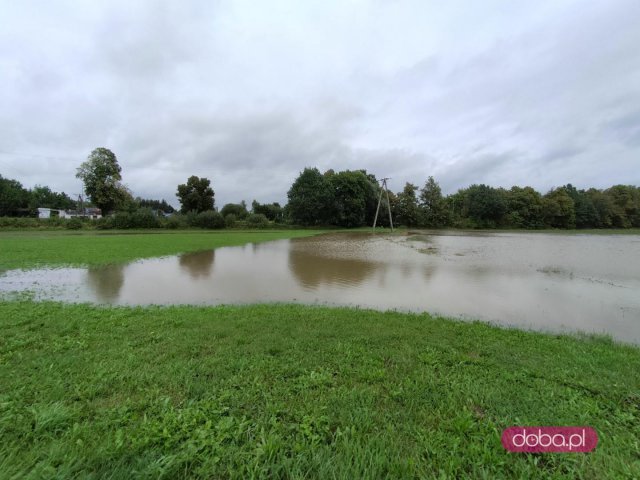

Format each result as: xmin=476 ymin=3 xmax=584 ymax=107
xmin=502 ymin=427 xmax=598 ymax=453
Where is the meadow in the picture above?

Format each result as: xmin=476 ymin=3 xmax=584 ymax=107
xmin=0 ymin=230 xmax=639 ymax=478
xmin=0 ymin=230 xmax=324 ymax=270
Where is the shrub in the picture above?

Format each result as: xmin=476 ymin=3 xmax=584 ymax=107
xmin=224 ymin=213 xmax=237 ymax=228
xmin=65 ymin=217 xmax=84 ymax=230
xmin=220 ymin=203 xmax=248 ymax=219
xmin=111 ymin=212 xmax=133 ymax=229
xmin=246 ymin=213 xmax=269 ymax=228
xmin=165 ymin=214 xmax=188 ymax=229
xmin=194 ymin=210 xmax=225 ymax=229
xmin=94 ymin=217 xmax=113 ymax=229
xmin=185 ymin=210 xmax=200 ymax=228
xmin=0 ymin=217 xmax=40 ymax=229
xmin=130 ymin=208 xmax=160 ymax=229
xmin=39 ymin=217 xmax=65 ymax=228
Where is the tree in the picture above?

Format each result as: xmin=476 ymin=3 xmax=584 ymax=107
xmin=0 ymin=175 xmax=31 ymax=216
xmin=76 ymin=148 xmax=128 ymax=215
xmin=287 ymin=168 xmax=334 ymax=226
xmin=176 ymin=176 xmax=215 ymax=214
xmin=251 ymin=200 xmax=283 ymax=221
xmin=605 ymin=185 xmax=640 ymax=227
xmin=329 ymin=170 xmax=376 ymax=227
xmin=586 ymin=188 xmax=615 ymax=228
xmin=446 ymin=190 xmax=466 ymax=226
xmin=136 ymin=197 xmax=175 ymax=214
xmin=221 ymin=202 xmax=249 ymax=219
xmin=505 ymin=186 xmax=544 ymax=228
xmin=465 ymin=184 xmax=507 ymax=227
xmin=563 ymin=184 xmax=598 ymax=229
xmin=29 ymin=185 xmax=76 ymax=211
xmin=396 ymin=183 xmax=420 ymax=227
xmin=542 ymin=188 xmax=575 ymax=228
xmin=419 ymin=176 xmax=449 ymax=227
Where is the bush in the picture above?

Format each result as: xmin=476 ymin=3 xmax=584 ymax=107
xmin=0 ymin=216 xmax=99 ymax=230
xmin=185 ymin=210 xmax=200 ymax=228
xmin=65 ymin=217 xmax=84 ymax=230
xmin=224 ymin=213 xmax=237 ymax=228
xmin=246 ymin=213 xmax=269 ymax=228
xmin=131 ymin=208 xmax=160 ymax=229
xmin=194 ymin=210 xmax=225 ymax=229
xmin=106 ymin=209 xmax=161 ymax=229
xmin=111 ymin=212 xmax=133 ymax=229
xmin=0 ymin=217 xmax=39 ymax=229
xmin=165 ymin=214 xmax=188 ymax=229
xmin=94 ymin=217 xmax=113 ymax=229
xmin=220 ymin=203 xmax=248 ymax=219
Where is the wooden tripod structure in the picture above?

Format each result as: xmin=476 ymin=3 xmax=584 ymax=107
xmin=372 ymin=177 xmax=393 ymax=231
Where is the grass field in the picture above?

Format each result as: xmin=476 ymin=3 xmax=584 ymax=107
xmin=2 ymin=227 xmax=637 ymax=271
xmin=0 ymin=230 xmax=325 ymax=270
xmin=0 ymin=301 xmax=638 ymax=478
xmin=0 ymin=229 xmax=639 ymax=478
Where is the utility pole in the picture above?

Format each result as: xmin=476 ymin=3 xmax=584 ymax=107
xmin=77 ymin=194 xmax=84 ymax=216
xmin=372 ymin=177 xmax=394 ymax=232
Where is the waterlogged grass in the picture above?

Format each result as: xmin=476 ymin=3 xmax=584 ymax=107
xmin=0 ymin=230 xmax=325 ymax=270
xmin=1 ymin=301 xmax=638 ymax=478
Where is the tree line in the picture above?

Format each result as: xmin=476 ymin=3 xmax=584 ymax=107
xmin=287 ymin=167 xmax=640 ymax=229
xmin=1 ymin=147 xmax=639 ymax=229
xmin=0 ymin=172 xmax=174 ymax=218
xmin=0 ymin=175 xmax=77 ymax=216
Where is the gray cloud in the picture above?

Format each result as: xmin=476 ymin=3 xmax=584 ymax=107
xmin=604 ymin=110 xmax=640 ymax=147
xmin=1 ymin=0 xmax=639 ymax=208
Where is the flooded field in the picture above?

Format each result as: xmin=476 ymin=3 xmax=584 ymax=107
xmin=2 ymin=231 xmax=639 ymax=342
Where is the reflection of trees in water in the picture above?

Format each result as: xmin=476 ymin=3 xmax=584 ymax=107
xmin=179 ymin=250 xmax=215 ymax=278
xmin=287 ymin=245 xmax=382 ymax=289
xmin=86 ymin=264 xmax=125 ymax=302
xmin=422 ymin=265 xmax=437 ymax=282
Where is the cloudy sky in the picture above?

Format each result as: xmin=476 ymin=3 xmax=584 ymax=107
xmin=1 ymin=0 xmax=639 ymax=207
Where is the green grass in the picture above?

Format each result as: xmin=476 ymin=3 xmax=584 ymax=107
xmin=0 ymin=301 xmax=638 ymax=479
xmin=0 ymin=230 xmax=325 ymax=270
xmin=1 ymin=229 xmax=638 ymax=477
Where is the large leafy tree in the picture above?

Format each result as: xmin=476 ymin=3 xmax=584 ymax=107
xmin=329 ymin=170 xmax=376 ymax=227
xmin=396 ymin=183 xmax=420 ymax=227
xmin=419 ymin=176 xmax=449 ymax=227
xmin=221 ymin=202 xmax=249 ymax=219
xmin=136 ymin=197 xmax=175 ymax=214
xmin=76 ymin=148 xmax=128 ymax=215
xmin=29 ymin=185 xmax=76 ymax=210
xmin=287 ymin=168 xmax=334 ymax=226
xmin=251 ymin=200 xmax=283 ymax=222
xmin=465 ymin=184 xmax=507 ymax=228
xmin=586 ymin=188 xmax=615 ymax=228
xmin=505 ymin=186 xmax=544 ymax=228
xmin=0 ymin=175 xmax=31 ymax=216
xmin=605 ymin=185 xmax=640 ymax=227
xmin=542 ymin=188 xmax=575 ymax=228
xmin=176 ymin=176 xmax=215 ymax=213
xmin=563 ymin=184 xmax=599 ymax=229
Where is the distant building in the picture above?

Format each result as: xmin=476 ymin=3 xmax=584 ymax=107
xmin=37 ymin=207 xmax=102 ymax=219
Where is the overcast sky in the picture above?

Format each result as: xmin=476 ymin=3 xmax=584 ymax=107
xmin=1 ymin=0 xmax=639 ymax=207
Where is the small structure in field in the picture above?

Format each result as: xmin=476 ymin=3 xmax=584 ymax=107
xmin=37 ymin=207 xmax=102 ymax=219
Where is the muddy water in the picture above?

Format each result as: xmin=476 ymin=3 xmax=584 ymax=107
xmin=2 ymin=232 xmax=639 ymax=343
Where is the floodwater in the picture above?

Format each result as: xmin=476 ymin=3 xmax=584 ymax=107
xmin=2 ymin=232 xmax=640 ymax=343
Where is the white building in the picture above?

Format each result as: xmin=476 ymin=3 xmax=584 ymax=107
xmin=37 ymin=207 xmax=102 ymax=219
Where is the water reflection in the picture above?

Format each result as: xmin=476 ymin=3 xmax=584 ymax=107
xmin=1 ymin=232 xmax=639 ymax=343
xmin=179 ymin=250 xmax=215 ymax=278
xmin=288 ymin=247 xmax=380 ymax=289
xmin=86 ymin=264 xmax=124 ymax=302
